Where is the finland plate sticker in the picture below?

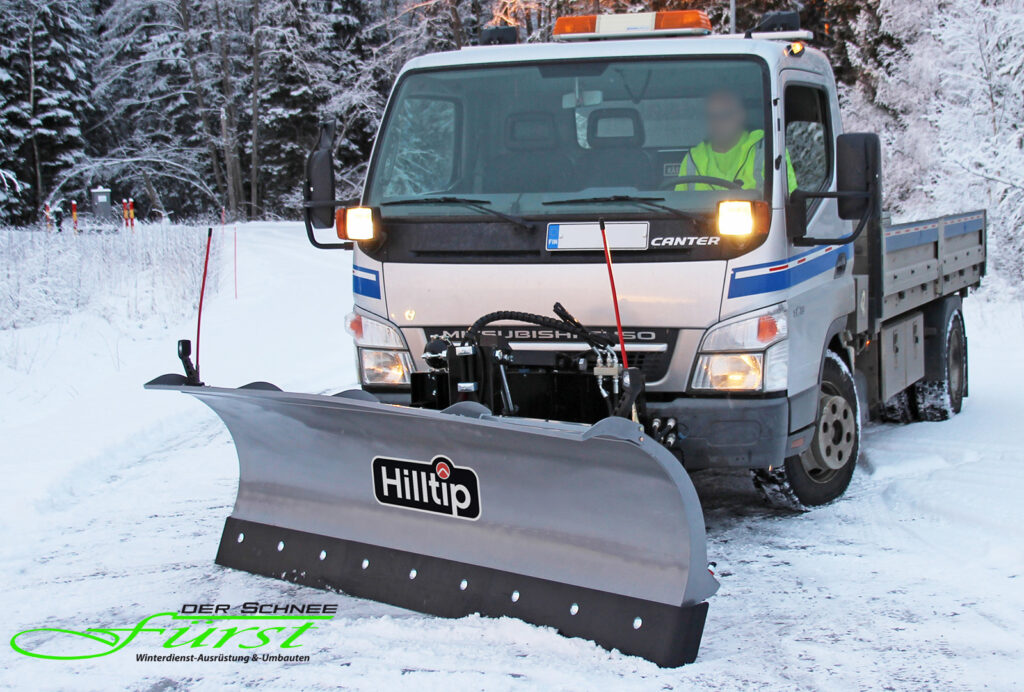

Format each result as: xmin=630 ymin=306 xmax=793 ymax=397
xmin=546 ymin=221 xmax=649 ymax=251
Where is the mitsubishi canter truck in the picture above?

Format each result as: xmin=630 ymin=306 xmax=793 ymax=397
xmin=303 ymin=9 xmax=986 ymax=510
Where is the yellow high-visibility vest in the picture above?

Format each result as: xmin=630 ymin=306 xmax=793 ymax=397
xmin=676 ymin=130 xmax=798 ymax=193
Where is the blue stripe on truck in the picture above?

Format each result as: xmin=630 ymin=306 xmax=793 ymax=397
xmin=727 ymin=246 xmax=852 ymax=298
xmin=882 ymin=213 xmax=984 ymax=252
xmin=885 ymin=225 xmax=938 ymax=252
xmin=944 ymin=215 xmax=984 ymax=238
xmin=353 ymin=266 xmax=381 ymax=299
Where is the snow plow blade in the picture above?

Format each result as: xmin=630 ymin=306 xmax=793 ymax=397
xmin=146 ymin=375 xmax=719 ymax=666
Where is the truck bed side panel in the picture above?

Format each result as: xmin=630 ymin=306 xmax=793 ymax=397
xmin=878 ymin=211 xmax=985 ymax=323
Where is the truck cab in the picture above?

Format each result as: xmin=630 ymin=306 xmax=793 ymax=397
xmin=305 ymin=10 xmax=984 ymax=508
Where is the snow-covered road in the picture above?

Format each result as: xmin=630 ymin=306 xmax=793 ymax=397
xmin=2 ymin=224 xmax=1021 ymax=690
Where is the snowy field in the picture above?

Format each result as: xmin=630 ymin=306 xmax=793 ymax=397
xmin=1 ymin=223 xmax=1022 ymax=690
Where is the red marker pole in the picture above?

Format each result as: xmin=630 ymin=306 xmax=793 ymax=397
xmin=195 ymin=228 xmax=213 ymax=380
xmin=44 ymin=203 xmax=52 ymax=232
xmin=122 ymin=199 xmax=128 ymax=229
xmin=129 ymin=198 xmax=135 ymax=231
xmin=72 ymin=200 xmax=78 ymax=233
xmin=598 ymin=218 xmax=629 ymax=370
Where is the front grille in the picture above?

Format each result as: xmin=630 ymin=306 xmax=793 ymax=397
xmin=626 ymin=351 xmax=671 ymax=383
xmin=421 ymin=326 xmax=677 ymax=384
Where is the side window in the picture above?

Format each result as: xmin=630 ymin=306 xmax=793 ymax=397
xmin=380 ymin=97 xmax=458 ymax=197
xmin=783 ymin=85 xmax=831 ymax=194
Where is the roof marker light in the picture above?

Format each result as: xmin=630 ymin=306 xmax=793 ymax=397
xmin=553 ymin=10 xmax=711 ymax=40
xmin=553 ymin=15 xmax=597 ymax=36
xmin=654 ymin=10 xmax=713 ymax=32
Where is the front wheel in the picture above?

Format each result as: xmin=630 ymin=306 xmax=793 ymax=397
xmin=752 ymin=351 xmax=860 ymax=510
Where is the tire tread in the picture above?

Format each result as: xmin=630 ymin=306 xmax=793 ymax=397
xmin=752 ymin=351 xmax=858 ymax=509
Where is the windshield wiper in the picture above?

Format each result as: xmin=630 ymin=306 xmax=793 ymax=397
xmin=380 ymin=196 xmax=534 ymax=231
xmin=542 ymin=195 xmax=704 ymax=221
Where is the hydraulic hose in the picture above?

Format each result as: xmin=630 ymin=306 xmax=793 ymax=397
xmin=464 ymin=309 xmax=613 ymax=349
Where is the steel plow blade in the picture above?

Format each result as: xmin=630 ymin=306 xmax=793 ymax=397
xmin=147 ymin=375 xmax=718 ymax=666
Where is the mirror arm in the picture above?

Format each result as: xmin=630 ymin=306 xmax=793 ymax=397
xmin=303 ymin=200 xmax=351 ymax=209
xmin=302 ymin=200 xmax=353 ymax=250
xmin=790 ymin=188 xmax=876 ymax=247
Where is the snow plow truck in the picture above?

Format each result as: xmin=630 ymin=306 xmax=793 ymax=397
xmin=149 ymin=9 xmax=986 ymax=667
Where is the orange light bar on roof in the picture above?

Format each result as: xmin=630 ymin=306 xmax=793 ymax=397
xmin=654 ymin=10 xmax=713 ymax=32
xmin=553 ymin=15 xmax=597 ymax=36
xmin=554 ymin=10 xmax=712 ymax=38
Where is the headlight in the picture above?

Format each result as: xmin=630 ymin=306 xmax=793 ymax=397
xmin=346 ymin=312 xmax=405 ymax=348
xmin=693 ymin=353 xmax=763 ymax=390
xmin=360 ymin=349 xmax=413 ymax=385
xmin=691 ymin=304 xmax=788 ymax=393
xmin=347 ymin=312 xmax=412 ymax=386
xmin=343 ymin=207 xmax=376 ymax=241
xmin=718 ymin=201 xmax=756 ymax=236
xmin=717 ymin=200 xmax=770 ymax=237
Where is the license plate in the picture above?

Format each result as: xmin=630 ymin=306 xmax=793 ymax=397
xmin=545 ymin=222 xmax=649 ymax=251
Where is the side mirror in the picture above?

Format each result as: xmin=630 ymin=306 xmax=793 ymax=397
xmin=302 ymin=120 xmax=352 ymax=250
xmin=835 ymin=133 xmax=881 ymax=221
xmin=787 ymin=132 xmax=882 ymax=246
xmin=306 ymin=120 xmax=336 ymax=229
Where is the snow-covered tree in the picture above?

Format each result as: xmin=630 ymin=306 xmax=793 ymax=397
xmin=839 ymin=0 xmax=1024 ymax=291
xmin=85 ymin=0 xmax=217 ymax=220
xmin=0 ymin=0 xmax=93 ymax=224
xmin=922 ymin=0 xmax=1024 ymax=289
xmin=0 ymin=37 xmax=32 ymax=224
xmin=252 ymin=0 xmax=378 ymax=214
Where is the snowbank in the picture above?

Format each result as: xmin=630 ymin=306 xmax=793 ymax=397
xmin=0 ymin=224 xmax=219 ymax=332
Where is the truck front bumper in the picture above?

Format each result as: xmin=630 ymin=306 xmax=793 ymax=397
xmin=648 ymin=395 xmax=793 ymax=471
xmin=374 ymin=389 xmax=803 ymax=471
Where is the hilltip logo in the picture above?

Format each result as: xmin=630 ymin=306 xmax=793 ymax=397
xmin=372 ymin=455 xmax=481 ymax=520
xmin=9 ymin=604 xmax=333 ymax=662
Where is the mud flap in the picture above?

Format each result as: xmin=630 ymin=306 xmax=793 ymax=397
xmin=147 ymin=376 xmax=719 ymax=666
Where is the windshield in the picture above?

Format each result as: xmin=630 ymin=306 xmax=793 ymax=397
xmin=365 ymin=57 xmax=771 ymax=218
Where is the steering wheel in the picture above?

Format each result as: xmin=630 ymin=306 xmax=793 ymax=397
xmin=659 ymin=175 xmax=744 ymax=191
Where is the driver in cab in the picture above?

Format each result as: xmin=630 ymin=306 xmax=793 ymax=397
xmin=676 ymin=89 xmax=797 ymax=193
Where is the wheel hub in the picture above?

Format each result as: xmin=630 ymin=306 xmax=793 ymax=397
xmin=815 ymin=394 xmax=856 ymax=471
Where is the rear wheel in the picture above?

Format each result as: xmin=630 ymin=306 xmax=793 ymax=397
xmin=911 ymin=309 xmax=966 ymax=421
xmin=752 ymin=351 xmax=859 ymax=510
xmin=879 ymin=389 xmax=915 ymax=423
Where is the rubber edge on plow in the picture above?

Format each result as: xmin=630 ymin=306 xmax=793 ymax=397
xmin=217 ymin=516 xmax=709 ymax=667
